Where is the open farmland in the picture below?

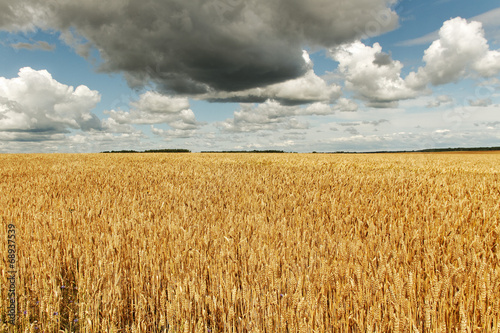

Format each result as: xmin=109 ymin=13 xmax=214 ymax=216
xmin=1 ymin=153 xmax=499 ymax=332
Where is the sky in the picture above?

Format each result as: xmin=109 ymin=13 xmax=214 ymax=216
xmin=0 ymin=0 xmax=499 ymax=153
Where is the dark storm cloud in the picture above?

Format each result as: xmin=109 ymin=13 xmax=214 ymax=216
xmin=1 ymin=0 xmax=399 ymax=98
xmin=0 ymin=1 xmax=27 ymax=29
xmin=205 ymin=95 xmax=329 ymax=106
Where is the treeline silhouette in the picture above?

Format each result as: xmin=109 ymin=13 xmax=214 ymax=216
xmin=101 ymin=149 xmax=191 ymax=153
xmin=418 ymin=146 xmax=500 ymax=152
xmin=200 ymin=150 xmax=286 ymax=153
xmin=101 ymin=146 xmax=500 ymax=154
xmin=328 ymin=146 xmax=500 ymax=154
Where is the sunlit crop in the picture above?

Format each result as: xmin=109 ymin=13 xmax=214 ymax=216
xmin=1 ymin=152 xmax=499 ymax=332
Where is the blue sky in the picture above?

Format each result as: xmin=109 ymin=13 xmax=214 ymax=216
xmin=0 ymin=0 xmax=499 ymax=153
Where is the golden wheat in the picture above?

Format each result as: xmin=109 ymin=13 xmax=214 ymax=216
xmin=0 ymin=152 xmax=499 ymax=332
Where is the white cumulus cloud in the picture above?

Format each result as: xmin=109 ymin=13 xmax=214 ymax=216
xmin=408 ymin=17 xmax=500 ymax=88
xmin=332 ymin=17 xmax=500 ymax=108
xmin=331 ymin=41 xmax=422 ymax=108
xmin=0 ymin=67 xmax=101 ymax=140
xmin=104 ymin=91 xmax=204 ymax=136
xmin=218 ymin=98 xmax=342 ymax=133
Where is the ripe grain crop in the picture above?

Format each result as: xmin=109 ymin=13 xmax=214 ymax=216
xmin=0 ymin=153 xmax=499 ymax=332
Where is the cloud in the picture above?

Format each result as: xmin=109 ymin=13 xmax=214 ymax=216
xmin=151 ymin=126 xmax=198 ymax=139
xmin=101 ymin=118 xmax=139 ymax=134
xmin=373 ymin=51 xmax=393 ymax=66
xmin=332 ymin=17 xmax=500 ymax=108
xmin=0 ymin=0 xmax=47 ymax=32
xmin=1 ymin=0 xmax=399 ymax=99
xmin=408 ymin=17 xmax=500 ymax=88
xmin=344 ymin=126 xmax=360 ymax=135
xmin=479 ymin=78 xmax=500 ymax=88
xmin=397 ymin=32 xmax=438 ymax=48
xmin=475 ymin=121 xmax=500 ymax=129
xmin=131 ymin=91 xmax=190 ymax=115
xmin=11 ymin=40 xmax=55 ymax=51
xmin=279 ymin=131 xmax=306 ymax=141
xmin=201 ymin=66 xmax=342 ymax=105
xmin=336 ymin=119 xmax=389 ymax=129
xmin=0 ymin=67 xmax=101 ymax=141
xmin=284 ymin=118 xmax=309 ymax=130
xmin=339 ymin=122 xmax=361 ymax=127
xmin=426 ymin=95 xmax=453 ymax=108
xmin=303 ymin=102 xmax=334 ymax=116
xmin=217 ymin=99 xmax=339 ymax=133
xmin=104 ymin=91 xmax=204 ymax=136
xmin=218 ymin=100 xmax=299 ymax=133
xmin=363 ymin=119 xmax=389 ymax=126
xmin=468 ymin=98 xmax=493 ymax=107
xmin=333 ymin=97 xmax=359 ymax=112
xmin=399 ymin=7 xmax=500 ymax=46
xmin=331 ymin=41 xmax=422 ymax=107
xmin=472 ymin=7 xmax=500 ymax=44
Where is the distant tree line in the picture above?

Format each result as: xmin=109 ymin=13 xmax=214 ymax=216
xmin=200 ymin=150 xmax=286 ymax=153
xmin=418 ymin=146 xmax=500 ymax=152
xmin=101 ymin=149 xmax=191 ymax=153
xmin=101 ymin=150 xmax=140 ymax=153
xmin=101 ymin=146 xmax=500 ymax=154
xmin=326 ymin=146 xmax=500 ymax=154
xmin=144 ymin=149 xmax=191 ymax=153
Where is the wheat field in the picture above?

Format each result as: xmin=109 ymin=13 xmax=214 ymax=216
xmin=0 ymin=153 xmax=499 ymax=332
